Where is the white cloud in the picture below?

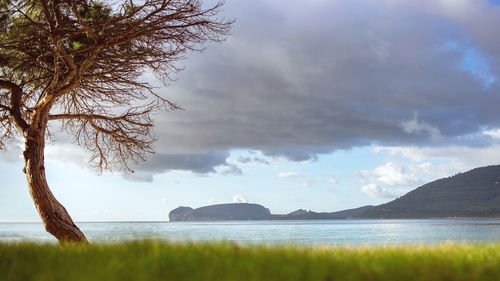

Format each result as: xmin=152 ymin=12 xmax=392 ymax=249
xmin=354 ymin=162 xmax=421 ymax=187
xmin=301 ymin=180 xmax=313 ymax=188
xmin=0 ymin=138 xmax=23 ymax=163
xmin=215 ymin=164 xmax=242 ymax=176
xmin=327 ymin=177 xmax=338 ymax=184
xmin=277 ymin=172 xmax=302 ymax=178
xmin=374 ymin=145 xmax=500 ymax=169
xmin=407 ymin=162 xmax=466 ymax=180
xmin=232 ymin=195 xmax=248 ymax=203
xmin=354 ymin=161 xmax=436 ymax=199
xmin=277 ymin=172 xmax=315 ymax=187
xmin=483 ymin=128 xmax=500 ymax=139
xmin=361 ymin=184 xmax=408 ymax=199
xmin=400 ymin=112 xmax=442 ymax=141
xmin=45 ymin=143 xmax=91 ymax=169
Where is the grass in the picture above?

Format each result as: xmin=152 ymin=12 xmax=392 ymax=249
xmin=1 ymin=241 xmax=500 ymax=281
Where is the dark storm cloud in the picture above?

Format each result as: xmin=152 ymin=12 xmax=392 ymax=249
xmin=139 ymin=152 xmax=230 ymax=174
xmin=133 ymin=0 xmax=500 ymax=175
xmin=238 ymin=156 xmax=269 ymax=165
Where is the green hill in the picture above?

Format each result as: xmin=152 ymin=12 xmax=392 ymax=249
xmin=169 ymin=203 xmax=272 ymax=221
xmin=360 ymin=165 xmax=500 ymax=218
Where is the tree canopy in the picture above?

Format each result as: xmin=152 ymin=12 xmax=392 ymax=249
xmin=0 ymin=0 xmax=232 ymax=171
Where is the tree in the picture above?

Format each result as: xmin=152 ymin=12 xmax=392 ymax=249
xmin=0 ymin=0 xmax=232 ymax=243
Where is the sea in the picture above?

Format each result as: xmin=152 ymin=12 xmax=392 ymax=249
xmin=2 ymin=219 xmax=500 ymax=245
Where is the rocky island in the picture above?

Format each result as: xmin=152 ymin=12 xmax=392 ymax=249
xmin=169 ymin=203 xmax=374 ymax=221
xmin=169 ymin=203 xmax=272 ymax=221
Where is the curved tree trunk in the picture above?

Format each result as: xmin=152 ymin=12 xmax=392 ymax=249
xmin=24 ymin=127 xmax=87 ymax=243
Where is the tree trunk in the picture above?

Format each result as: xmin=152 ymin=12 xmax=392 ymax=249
xmin=24 ymin=127 xmax=87 ymax=243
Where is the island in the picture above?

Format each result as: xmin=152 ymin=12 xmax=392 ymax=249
xmin=169 ymin=203 xmax=272 ymax=221
xmin=169 ymin=203 xmax=374 ymax=221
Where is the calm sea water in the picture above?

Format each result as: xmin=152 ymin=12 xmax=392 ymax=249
xmin=2 ymin=219 xmax=500 ymax=245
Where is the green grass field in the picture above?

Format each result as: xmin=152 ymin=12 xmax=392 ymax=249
xmin=1 ymin=241 xmax=500 ymax=281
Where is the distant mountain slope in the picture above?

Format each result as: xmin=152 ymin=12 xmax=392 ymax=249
xmin=326 ymin=205 xmax=375 ymax=218
xmin=169 ymin=203 xmax=374 ymax=221
xmin=360 ymin=165 xmax=500 ymax=218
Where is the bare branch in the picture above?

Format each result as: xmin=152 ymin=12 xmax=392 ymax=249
xmin=0 ymin=0 xmax=232 ymax=171
xmin=49 ymin=113 xmax=153 ymax=127
xmin=0 ymin=79 xmax=29 ymax=132
xmin=0 ymin=103 xmax=10 ymax=111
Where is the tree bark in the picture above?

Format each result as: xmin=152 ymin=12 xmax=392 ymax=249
xmin=24 ymin=126 xmax=87 ymax=243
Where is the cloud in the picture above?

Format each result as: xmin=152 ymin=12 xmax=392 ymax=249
xmin=327 ymin=177 xmax=338 ymax=184
xmin=20 ymin=0 xmax=500 ymax=178
xmin=45 ymin=143 xmax=93 ymax=171
xmin=354 ymin=161 xmax=428 ymax=199
xmin=278 ymin=171 xmax=316 ymax=187
xmin=148 ymin=0 xmax=500 ymax=172
xmin=400 ymin=112 xmax=442 ymax=141
xmin=232 ymin=195 xmax=248 ymax=203
xmin=121 ymin=151 xmax=244 ymax=181
xmin=0 ymin=139 xmax=23 ymax=163
xmin=483 ymin=128 xmax=500 ymax=139
xmin=408 ymin=162 xmax=466 ymax=180
xmin=354 ymin=162 xmax=421 ymax=187
xmin=277 ymin=172 xmax=302 ymax=178
xmin=237 ymin=155 xmax=270 ymax=165
xmin=301 ymin=180 xmax=313 ymax=188
xmin=374 ymin=145 xmax=500 ymax=169
xmin=361 ymin=184 xmax=408 ymax=199
xmin=142 ymin=152 xmax=230 ymax=174
xmin=215 ymin=164 xmax=242 ymax=176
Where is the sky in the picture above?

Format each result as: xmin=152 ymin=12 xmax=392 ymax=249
xmin=3 ymin=0 xmax=500 ymax=221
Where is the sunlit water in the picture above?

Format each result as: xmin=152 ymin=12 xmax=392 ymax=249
xmin=2 ymin=219 xmax=500 ymax=245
